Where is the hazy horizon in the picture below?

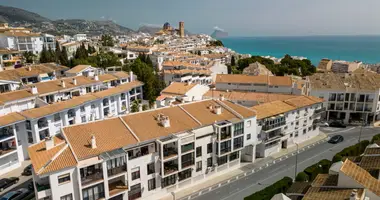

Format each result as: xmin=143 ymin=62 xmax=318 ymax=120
xmin=1 ymin=0 xmax=380 ymax=36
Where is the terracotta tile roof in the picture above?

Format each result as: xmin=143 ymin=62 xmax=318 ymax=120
xmin=286 ymin=182 xmax=311 ymax=194
xmin=359 ymin=155 xmax=380 ymax=171
xmin=92 ymin=81 xmax=143 ymax=99
xmin=215 ymin=74 xmax=293 ymax=86
xmin=340 ymin=159 xmax=380 ymax=196
xmin=28 ymin=76 xmax=99 ymax=96
xmin=221 ymin=100 xmax=256 ymax=119
xmin=283 ymin=96 xmax=323 ymax=108
xmin=0 ymin=89 xmax=35 ymax=105
xmin=310 ymin=72 xmax=380 ymax=90
xmin=66 ymin=65 xmax=91 ymax=74
xmin=303 ymin=187 xmax=363 ymax=200
xmin=28 ymin=135 xmax=68 ymax=175
xmin=364 ymin=147 xmax=380 ymax=155
xmin=112 ymin=71 xmax=130 ymax=79
xmin=203 ymin=90 xmax=297 ymax=103
xmin=0 ymin=63 xmax=69 ymax=81
xmin=122 ymin=106 xmax=200 ymax=141
xmin=2 ymin=31 xmax=41 ymax=37
xmin=311 ymin=174 xmax=339 ymax=187
xmin=161 ymin=82 xmax=197 ymax=96
xmin=181 ymin=100 xmax=239 ymax=125
xmin=252 ymin=100 xmax=295 ymax=119
xmin=163 ymin=69 xmax=211 ymax=75
xmin=63 ymin=118 xmax=138 ymax=160
xmin=41 ymin=146 xmax=77 ymax=174
xmin=0 ymin=112 xmax=26 ymax=127
xmin=98 ymin=74 xmax=118 ymax=82
xmin=21 ymin=94 xmax=98 ymax=119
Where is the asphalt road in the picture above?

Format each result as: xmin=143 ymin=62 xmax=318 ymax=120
xmin=192 ymin=126 xmax=380 ymax=200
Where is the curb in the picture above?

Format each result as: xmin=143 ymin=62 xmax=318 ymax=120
xmin=177 ymin=136 xmax=329 ymax=200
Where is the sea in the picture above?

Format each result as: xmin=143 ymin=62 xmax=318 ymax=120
xmin=220 ymin=36 xmax=380 ymax=66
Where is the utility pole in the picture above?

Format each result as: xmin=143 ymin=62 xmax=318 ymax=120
xmin=294 ymin=143 xmax=299 ymax=182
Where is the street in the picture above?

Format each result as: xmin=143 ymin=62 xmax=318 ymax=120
xmin=191 ymin=126 xmax=380 ymax=200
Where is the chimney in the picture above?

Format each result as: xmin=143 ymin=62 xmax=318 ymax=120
xmin=72 ymin=78 xmax=77 ymax=86
xmin=153 ymin=102 xmax=157 ymax=109
xmin=91 ymin=135 xmax=97 ymax=149
xmin=31 ymin=86 xmax=38 ymax=95
xmin=28 ymin=66 xmax=32 ymax=71
xmin=45 ymin=137 xmax=54 ymax=150
xmin=219 ymin=94 xmax=225 ymax=101
xmin=214 ymin=105 xmax=222 ymax=115
xmin=160 ymin=115 xmax=170 ymax=128
xmin=61 ymin=80 xmax=66 ymax=88
xmin=129 ymin=71 xmax=134 ymax=82
xmin=138 ymin=104 xmax=143 ymax=112
xmin=94 ymin=75 xmax=99 ymax=81
xmin=349 ymin=189 xmax=360 ymax=200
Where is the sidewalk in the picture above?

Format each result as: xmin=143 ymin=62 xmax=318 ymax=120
xmin=161 ymin=132 xmax=328 ymax=200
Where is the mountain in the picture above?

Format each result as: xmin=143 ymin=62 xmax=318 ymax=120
xmin=138 ymin=25 xmax=192 ymax=36
xmin=211 ymin=30 xmax=228 ymax=38
xmin=0 ymin=5 xmax=135 ymax=35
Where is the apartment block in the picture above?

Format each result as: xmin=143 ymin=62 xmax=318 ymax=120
xmin=28 ymin=99 xmax=257 ymax=200
xmin=252 ymin=96 xmax=324 ymax=157
xmin=156 ymin=82 xmax=209 ymax=107
xmin=162 ymin=61 xmax=213 ymax=86
xmin=215 ymin=74 xmax=308 ymax=95
xmin=309 ymin=72 xmax=380 ymax=124
xmin=331 ymin=60 xmax=362 ymax=73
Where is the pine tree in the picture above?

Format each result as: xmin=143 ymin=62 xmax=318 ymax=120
xmin=60 ymin=47 xmax=69 ymax=66
xmin=55 ymin=41 xmax=61 ymax=63
xmin=40 ymin=46 xmax=48 ymax=63
xmin=146 ymin=55 xmax=153 ymax=67
xmin=47 ymin=46 xmax=56 ymax=62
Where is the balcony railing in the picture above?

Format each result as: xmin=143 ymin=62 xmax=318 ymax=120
xmin=163 ymin=148 xmax=178 ymax=159
xmin=181 ymin=160 xmax=194 ymax=168
xmin=109 ymin=181 xmax=128 ymax=197
xmin=0 ymin=133 xmax=14 ymax=141
xmin=220 ymin=147 xmax=231 ymax=154
xmin=164 ymin=164 xmax=178 ymax=175
xmin=36 ymin=183 xmax=51 ymax=192
xmin=315 ymin=107 xmax=326 ymax=114
xmin=81 ymin=170 xmax=103 ymax=185
xmin=38 ymin=122 xmax=48 ymax=129
xmin=107 ymin=165 xmax=127 ymax=177
xmin=234 ymin=129 xmax=244 ymax=136
xmin=262 ymin=121 xmax=286 ymax=131
xmin=220 ymin=132 xmax=231 ymax=140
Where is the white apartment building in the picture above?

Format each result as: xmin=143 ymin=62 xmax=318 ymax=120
xmin=331 ymin=60 xmax=362 ymax=73
xmin=28 ymin=99 xmax=257 ymax=200
xmin=65 ymin=65 xmax=103 ymax=77
xmin=162 ymin=61 xmax=213 ymax=86
xmin=309 ymin=73 xmax=380 ymax=125
xmin=73 ymin=34 xmax=87 ymax=42
xmin=156 ymin=82 xmax=209 ymax=107
xmin=215 ymin=74 xmax=307 ymax=95
xmin=0 ymin=71 xmax=143 ymax=176
xmin=252 ymin=96 xmax=323 ymax=157
xmin=0 ymin=49 xmax=22 ymax=71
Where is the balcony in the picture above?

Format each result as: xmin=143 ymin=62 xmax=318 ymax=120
xmin=81 ymin=168 xmax=103 ymax=186
xmin=181 ymin=159 xmax=194 ymax=169
xmin=181 ymin=143 xmax=194 ymax=154
xmin=36 ymin=182 xmax=51 ymax=199
xmin=315 ymin=107 xmax=326 ymax=114
xmin=36 ymin=182 xmax=51 ymax=192
xmin=220 ymin=147 xmax=231 ymax=154
xmin=109 ymin=180 xmax=128 ymax=197
xmin=164 ymin=161 xmax=178 ymax=175
xmin=262 ymin=121 xmax=286 ymax=131
xmin=163 ymin=144 xmax=178 ymax=160
xmin=107 ymin=164 xmax=127 ymax=177
xmin=0 ymin=127 xmax=14 ymax=142
xmin=0 ymin=141 xmax=17 ymax=157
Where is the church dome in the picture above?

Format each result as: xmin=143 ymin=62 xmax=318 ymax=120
xmin=163 ymin=22 xmax=171 ymax=30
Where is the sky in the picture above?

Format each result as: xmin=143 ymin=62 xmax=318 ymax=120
xmin=2 ymin=0 xmax=380 ymax=36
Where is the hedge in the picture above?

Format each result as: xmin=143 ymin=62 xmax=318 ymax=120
xmin=303 ymin=159 xmax=332 ymax=182
xmin=371 ymin=134 xmax=380 ymax=144
xmin=332 ymin=140 xmax=369 ymax=162
xmin=244 ymin=177 xmax=293 ymax=200
xmin=295 ymin=172 xmax=309 ymax=182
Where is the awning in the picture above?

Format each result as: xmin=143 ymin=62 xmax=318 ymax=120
xmin=99 ymin=148 xmax=126 ymax=160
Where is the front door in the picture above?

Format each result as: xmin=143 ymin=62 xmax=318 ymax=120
xmin=281 ymin=140 xmax=287 ymax=149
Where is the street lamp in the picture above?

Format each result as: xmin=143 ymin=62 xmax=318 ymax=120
xmin=358 ymin=119 xmax=366 ymax=151
xmin=294 ymin=143 xmax=299 ymax=182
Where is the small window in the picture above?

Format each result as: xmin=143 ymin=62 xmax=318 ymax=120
xmin=60 ymin=194 xmax=73 ymax=200
xmin=91 ymin=104 xmax=96 ymax=109
xmin=247 ymin=134 xmax=251 ymax=140
xmin=207 ymin=143 xmax=212 ymax=154
xmin=81 ymin=116 xmax=86 ymax=123
xmin=246 ymin=120 xmax=251 ymax=127
xmin=147 ymin=163 xmax=155 ymax=175
xmin=132 ymin=168 xmax=140 ymax=180
xmin=196 ymin=146 xmax=202 ymax=157
xmin=148 ymin=178 xmax=156 ymax=191
xmin=207 ymin=157 xmax=213 ymax=167
xmin=196 ymin=161 xmax=202 ymax=172
xmin=58 ymin=173 xmax=71 ymax=184
xmin=80 ymin=106 xmax=85 ymax=112
xmin=54 ymin=113 xmax=61 ymax=122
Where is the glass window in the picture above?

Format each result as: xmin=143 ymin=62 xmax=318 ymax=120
xmin=81 ymin=116 xmax=86 ymax=123
xmin=207 ymin=157 xmax=213 ymax=167
xmin=196 ymin=161 xmax=202 ymax=172
xmin=54 ymin=113 xmax=61 ymax=122
xmin=161 ymin=174 xmax=176 ymax=188
xmin=129 ymin=184 xmax=141 ymax=200
xmin=81 ymin=106 xmax=85 ymax=112
xmin=196 ymin=146 xmax=202 ymax=157
xmin=58 ymin=173 xmax=71 ymax=184
xmin=60 ymin=194 xmax=73 ymax=200
xmin=246 ymin=120 xmax=251 ymax=127
xmin=247 ymin=134 xmax=251 ymax=140
xmin=147 ymin=163 xmax=155 ymax=175
xmin=148 ymin=178 xmax=156 ymax=191
xmin=178 ymin=168 xmax=192 ymax=181
xmin=217 ymin=155 xmax=228 ymax=165
xmin=229 ymin=152 xmax=239 ymax=161
xmin=131 ymin=168 xmax=140 ymax=180
xmin=207 ymin=143 xmax=212 ymax=154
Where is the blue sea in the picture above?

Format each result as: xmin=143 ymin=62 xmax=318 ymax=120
xmin=220 ymin=36 xmax=380 ymax=66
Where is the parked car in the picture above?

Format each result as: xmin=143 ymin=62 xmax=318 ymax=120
xmin=0 ymin=188 xmax=30 ymax=200
xmin=27 ymin=182 xmax=34 ymax=191
xmin=329 ymin=121 xmax=347 ymax=128
xmin=22 ymin=165 xmax=32 ymax=176
xmin=0 ymin=177 xmax=19 ymax=192
xmin=328 ymin=135 xmax=344 ymax=144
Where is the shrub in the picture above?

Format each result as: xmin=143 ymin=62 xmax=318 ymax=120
xmin=371 ymin=134 xmax=380 ymax=144
xmin=295 ymin=172 xmax=309 ymax=182
xmin=244 ymin=177 xmax=293 ymax=200
xmin=332 ymin=154 xmax=343 ymax=163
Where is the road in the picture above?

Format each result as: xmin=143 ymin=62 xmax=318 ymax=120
xmin=192 ymin=126 xmax=380 ymax=200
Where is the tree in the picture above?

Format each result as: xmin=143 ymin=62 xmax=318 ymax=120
xmin=101 ymin=34 xmax=114 ymax=47
xmin=295 ymin=172 xmax=309 ymax=182
xmin=39 ymin=46 xmax=49 ymax=63
xmin=23 ymin=51 xmax=36 ymax=63
xmin=60 ymin=47 xmax=69 ymax=66
xmin=146 ymin=55 xmax=153 ymax=67
xmin=142 ymin=104 xmax=148 ymax=111
xmin=131 ymin=100 xmax=139 ymax=113
xmin=55 ymin=41 xmax=61 ymax=63
xmin=95 ymin=52 xmax=122 ymax=68
xmin=231 ymin=55 xmax=236 ymax=66
xmin=208 ymin=40 xmax=224 ymax=47
xmin=75 ymin=43 xmax=88 ymax=60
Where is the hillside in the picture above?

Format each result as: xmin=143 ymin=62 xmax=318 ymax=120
xmin=138 ymin=25 xmax=192 ymax=36
xmin=0 ymin=5 xmax=135 ymax=35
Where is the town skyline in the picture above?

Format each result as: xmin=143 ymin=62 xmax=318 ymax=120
xmin=2 ymin=0 xmax=380 ymax=36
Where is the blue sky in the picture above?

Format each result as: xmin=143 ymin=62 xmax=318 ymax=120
xmin=2 ymin=0 xmax=380 ymax=36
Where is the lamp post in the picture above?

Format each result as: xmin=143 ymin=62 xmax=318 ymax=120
xmin=294 ymin=143 xmax=299 ymax=182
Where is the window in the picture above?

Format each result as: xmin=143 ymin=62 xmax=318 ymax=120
xmin=234 ymin=122 xmax=244 ymax=136
xmin=303 ymin=129 xmax=307 ymax=134
xmin=246 ymin=120 xmax=251 ymax=127
xmin=131 ymin=168 xmax=140 ymax=180
xmin=58 ymin=173 xmax=71 ymax=184
xmin=217 ymin=155 xmax=228 ymax=165
xmin=80 ymin=106 xmax=85 ymax=113
xmin=129 ymin=184 xmax=142 ymax=200
xmin=207 ymin=157 xmax=213 ymax=167
xmin=207 ymin=143 xmax=213 ymax=154
xmin=290 ymin=133 xmax=293 ymax=137
xmin=220 ymin=140 xmax=231 ymax=154
xmin=81 ymin=116 xmax=86 ymax=123
xmin=28 ymin=132 xmax=33 ymax=143
xmin=148 ymin=178 xmax=156 ymax=191
xmin=181 ymin=153 xmax=194 ymax=168
xmin=91 ymin=104 xmax=96 ymax=109
xmin=54 ymin=113 xmax=61 ymax=122
xmin=234 ymin=136 xmax=244 ymax=149
xmin=147 ymin=163 xmax=155 ymax=175
xmin=196 ymin=161 xmax=202 ymax=172
xmin=295 ymin=132 xmax=299 ymax=137
xmin=26 ymin=120 xmax=31 ymax=130
xmin=60 ymin=194 xmax=73 ymax=200
xmin=229 ymin=152 xmax=239 ymax=161
xmin=181 ymin=142 xmax=194 ymax=153
xmin=178 ymin=168 xmax=192 ymax=181
xmin=196 ymin=146 xmax=202 ymax=157
xmin=247 ymin=134 xmax=251 ymax=140
xmin=161 ymin=174 xmax=177 ymax=188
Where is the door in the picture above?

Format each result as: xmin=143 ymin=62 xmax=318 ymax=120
xmin=281 ymin=140 xmax=287 ymax=149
